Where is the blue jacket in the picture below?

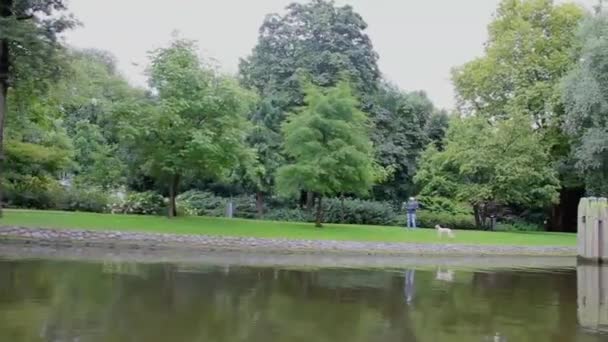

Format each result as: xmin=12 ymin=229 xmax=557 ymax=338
xmin=404 ymin=200 xmax=419 ymax=213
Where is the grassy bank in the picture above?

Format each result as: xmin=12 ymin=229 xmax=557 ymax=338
xmin=0 ymin=209 xmax=576 ymax=246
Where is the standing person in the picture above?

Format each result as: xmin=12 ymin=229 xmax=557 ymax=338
xmin=403 ymin=197 xmax=419 ymax=229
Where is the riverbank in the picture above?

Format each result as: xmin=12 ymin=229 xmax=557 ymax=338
xmin=0 ymin=241 xmax=576 ymax=270
xmin=0 ymin=209 xmax=576 ymax=246
xmin=0 ymin=226 xmax=576 ymax=257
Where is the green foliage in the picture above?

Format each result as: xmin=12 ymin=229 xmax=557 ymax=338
xmin=133 ymin=39 xmax=255 ymax=216
xmin=4 ymin=175 xmax=63 ymax=209
xmin=562 ymin=12 xmax=608 ymax=196
xmin=59 ymin=186 xmax=109 ymax=213
xmin=322 ymin=198 xmax=397 ymax=226
xmin=367 ymin=83 xmax=434 ymax=201
xmin=176 ymin=190 xmax=226 ymax=217
xmin=277 ymin=82 xmax=377 ymax=198
xmin=452 ymin=0 xmax=584 ymax=123
xmin=416 ymin=195 xmax=471 ymax=215
xmin=264 ymin=208 xmax=313 ymax=223
xmin=495 ymin=220 xmax=542 ymax=232
xmin=415 ymin=114 xmax=560 ymax=227
xmin=414 ymin=211 xmax=478 ymax=230
xmin=110 ymin=191 xmax=165 ymax=215
xmin=239 ymin=0 xmax=380 ymax=105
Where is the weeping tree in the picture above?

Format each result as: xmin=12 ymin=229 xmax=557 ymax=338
xmin=0 ymin=0 xmax=76 ymax=214
xmin=134 ymin=39 xmax=255 ymax=217
xmin=276 ymin=81 xmax=379 ymax=227
xmin=562 ymin=10 xmax=608 ymax=196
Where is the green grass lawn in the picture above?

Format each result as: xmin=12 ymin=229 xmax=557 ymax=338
xmin=0 ymin=209 xmax=576 ymax=246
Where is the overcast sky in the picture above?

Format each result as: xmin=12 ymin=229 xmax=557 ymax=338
xmin=64 ymin=0 xmax=596 ymax=110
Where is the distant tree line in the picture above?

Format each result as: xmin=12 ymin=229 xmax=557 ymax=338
xmin=1 ymin=0 xmax=605 ymax=230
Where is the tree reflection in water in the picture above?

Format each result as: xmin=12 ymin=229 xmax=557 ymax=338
xmin=0 ymin=259 xmax=602 ymax=342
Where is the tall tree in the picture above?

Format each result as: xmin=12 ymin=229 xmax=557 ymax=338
xmin=0 ymin=0 xmax=76 ymax=214
xmin=415 ymin=115 xmax=560 ymax=229
xmin=276 ymin=81 xmax=377 ymax=227
xmin=366 ymin=83 xmax=434 ymax=201
xmin=452 ymin=0 xmax=584 ymax=124
xmin=135 ymin=39 xmax=255 ymax=217
xmin=562 ymin=10 xmax=608 ymax=196
xmin=451 ymin=0 xmax=584 ymax=230
xmin=239 ymin=0 xmax=380 ymax=107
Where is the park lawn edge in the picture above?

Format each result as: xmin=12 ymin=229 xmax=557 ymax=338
xmin=0 ymin=209 xmax=576 ymax=249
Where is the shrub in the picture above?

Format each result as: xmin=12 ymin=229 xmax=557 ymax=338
xmin=4 ymin=175 xmax=64 ymax=209
xmin=231 ymin=195 xmax=258 ymax=219
xmin=322 ymin=198 xmax=397 ymax=226
xmin=59 ymin=186 xmax=109 ymax=213
xmin=176 ymin=190 xmax=226 ymax=216
xmin=495 ymin=220 xmax=542 ymax=232
xmin=110 ymin=191 xmax=165 ymax=215
xmin=417 ymin=196 xmax=471 ymax=215
xmin=265 ymin=208 xmax=313 ymax=222
xmin=415 ymin=210 xmax=477 ymax=230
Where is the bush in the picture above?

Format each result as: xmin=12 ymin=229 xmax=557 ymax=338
xmin=110 ymin=191 xmax=165 ymax=215
xmin=265 ymin=208 xmax=313 ymax=222
xmin=322 ymin=198 xmax=397 ymax=226
xmin=4 ymin=175 xmax=64 ymax=209
xmin=417 ymin=196 xmax=471 ymax=215
xmin=232 ymin=195 xmax=258 ymax=219
xmin=415 ymin=210 xmax=477 ymax=230
xmin=59 ymin=186 xmax=109 ymax=213
xmin=176 ymin=190 xmax=226 ymax=217
xmin=495 ymin=220 xmax=542 ymax=232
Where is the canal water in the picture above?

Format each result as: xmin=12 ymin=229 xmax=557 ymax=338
xmin=0 ymin=256 xmax=606 ymax=341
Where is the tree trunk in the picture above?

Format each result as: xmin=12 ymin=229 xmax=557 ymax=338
xmin=255 ymin=191 xmax=264 ymax=219
xmin=340 ymin=193 xmax=345 ymax=223
xmin=306 ymin=191 xmax=314 ymax=211
xmin=315 ymin=195 xmax=324 ymax=228
xmin=168 ymin=174 xmax=180 ymax=218
xmin=473 ymin=204 xmax=482 ymax=229
xmin=0 ymin=37 xmax=10 ymax=217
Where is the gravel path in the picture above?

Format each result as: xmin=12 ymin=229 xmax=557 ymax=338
xmin=0 ymin=226 xmax=576 ymax=257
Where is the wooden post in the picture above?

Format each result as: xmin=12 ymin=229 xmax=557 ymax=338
xmin=577 ymin=264 xmax=608 ymax=333
xmin=577 ymin=197 xmax=608 ymax=263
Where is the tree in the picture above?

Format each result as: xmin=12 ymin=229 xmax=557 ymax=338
xmin=0 ymin=0 xmax=76 ymax=214
xmin=451 ymin=0 xmax=584 ymax=230
xmin=415 ymin=115 xmax=559 ymax=229
xmin=366 ymin=83 xmax=434 ymax=201
xmin=241 ymin=98 xmax=286 ymax=218
xmin=134 ymin=39 xmax=255 ymax=217
xmin=239 ymin=0 xmax=380 ymax=107
xmin=452 ymin=0 xmax=584 ymax=124
xmin=562 ymin=11 xmax=608 ymax=196
xmin=276 ymin=81 xmax=377 ymax=227
xmin=425 ymin=109 xmax=450 ymax=151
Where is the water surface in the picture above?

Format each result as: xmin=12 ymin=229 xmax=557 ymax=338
xmin=0 ymin=257 xmax=605 ymax=341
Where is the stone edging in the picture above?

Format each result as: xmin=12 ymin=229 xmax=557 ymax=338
xmin=0 ymin=226 xmax=576 ymax=257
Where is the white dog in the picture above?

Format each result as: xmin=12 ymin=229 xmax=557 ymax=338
xmin=435 ymin=224 xmax=455 ymax=239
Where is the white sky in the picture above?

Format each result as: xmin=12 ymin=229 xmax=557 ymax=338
xmin=64 ymin=0 xmax=597 ymax=110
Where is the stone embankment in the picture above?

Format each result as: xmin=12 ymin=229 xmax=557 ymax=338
xmin=0 ymin=226 xmax=576 ymax=257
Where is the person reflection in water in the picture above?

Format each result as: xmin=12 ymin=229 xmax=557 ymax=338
xmin=404 ymin=269 xmax=415 ymax=305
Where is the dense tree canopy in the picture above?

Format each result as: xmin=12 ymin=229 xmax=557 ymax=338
xmin=367 ymin=83 xmax=435 ymax=201
xmin=131 ymin=40 xmax=255 ymax=217
xmin=562 ymin=11 xmax=608 ymax=196
xmin=0 ymin=0 xmax=77 ymax=214
xmin=276 ymin=81 xmax=377 ymax=226
xmin=2 ymin=0 xmax=606 ymax=231
xmin=239 ymin=0 xmax=380 ymax=107
xmin=452 ymin=0 xmax=584 ymax=125
xmin=415 ymin=115 xmax=560 ymax=228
